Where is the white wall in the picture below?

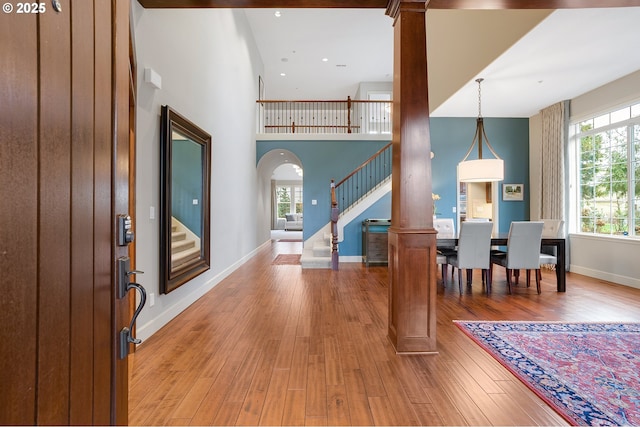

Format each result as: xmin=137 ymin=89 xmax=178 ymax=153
xmin=570 ymin=70 xmax=640 ymax=122
xmin=530 ymin=70 xmax=640 ymax=289
xmin=355 ymin=82 xmax=393 ymax=100
xmin=132 ymin=3 xmax=267 ymax=341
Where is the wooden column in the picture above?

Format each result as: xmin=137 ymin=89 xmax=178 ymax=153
xmin=386 ymin=0 xmax=437 ymax=354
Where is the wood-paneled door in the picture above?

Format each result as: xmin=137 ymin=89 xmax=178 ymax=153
xmin=0 ymin=0 xmax=132 ymax=424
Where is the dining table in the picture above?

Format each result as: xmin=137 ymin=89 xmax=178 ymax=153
xmin=437 ymin=233 xmax=567 ymax=292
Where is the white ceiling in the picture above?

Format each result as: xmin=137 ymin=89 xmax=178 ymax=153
xmin=245 ymin=7 xmax=640 ymax=118
xmin=273 ymin=163 xmax=303 ymax=181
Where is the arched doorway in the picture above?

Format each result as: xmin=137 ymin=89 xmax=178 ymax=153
xmin=256 ymin=149 xmax=303 ymax=243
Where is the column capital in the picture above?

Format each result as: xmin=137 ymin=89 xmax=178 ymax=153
xmin=386 ymin=0 xmax=426 ymax=20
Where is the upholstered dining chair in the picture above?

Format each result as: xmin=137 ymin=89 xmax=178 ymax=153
xmin=538 ymin=219 xmax=564 ymax=281
xmin=446 ymin=221 xmax=493 ymax=293
xmin=433 ymin=218 xmax=455 ymax=238
xmin=436 ymin=253 xmax=448 ymax=285
xmin=434 ymin=218 xmax=456 ymax=284
xmin=491 ymin=221 xmax=544 ymax=294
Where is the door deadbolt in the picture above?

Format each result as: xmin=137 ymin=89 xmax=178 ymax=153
xmin=117 ymin=214 xmax=135 ymax=246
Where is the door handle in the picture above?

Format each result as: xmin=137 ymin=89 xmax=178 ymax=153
xmin=119 ymin=281 xmax=146 ymax=359
xmin=117 ymin=256 xmax=146 ymax=359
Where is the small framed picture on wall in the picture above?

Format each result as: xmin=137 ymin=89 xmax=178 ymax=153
xmin=502 ymin=184 xmax=524 ymax=201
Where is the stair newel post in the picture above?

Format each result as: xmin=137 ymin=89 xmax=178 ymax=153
xmin=330 ymin=180 xmax=339 ymax=270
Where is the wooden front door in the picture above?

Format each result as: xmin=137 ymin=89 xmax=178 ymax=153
xmin=0 ymin=0 xmax=131 ymax=424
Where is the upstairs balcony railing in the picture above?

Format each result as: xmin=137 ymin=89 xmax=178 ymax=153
xmin=256 ymin=97 xmax=392 ymax=135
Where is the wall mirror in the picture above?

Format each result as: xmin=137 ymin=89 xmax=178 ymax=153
xmin=160 ymin=105 xmax=211 ymax=294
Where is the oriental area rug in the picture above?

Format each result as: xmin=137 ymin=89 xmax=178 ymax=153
xmin=271 ymin=254 xmax=301 ymax=265
xmin=454 ymin=321 xmax=640 ymax=426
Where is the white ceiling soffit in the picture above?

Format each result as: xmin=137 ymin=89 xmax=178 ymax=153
xmin=432 ymin=8 xmax=640 ymax=118
xmin=426 ymin=9 xmax=553 ymax=114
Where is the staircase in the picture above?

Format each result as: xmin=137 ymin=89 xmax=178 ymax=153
xmin=171 ymin=218 xmax=201 ymax=270
xmin=300 ymin=229 xmax=333 ymax=269
xmin=301 ymin=143 xmax=392 ymax=269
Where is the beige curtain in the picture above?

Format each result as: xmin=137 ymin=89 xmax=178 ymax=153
xmin=539 ymin=102 xmax=565 ymax=220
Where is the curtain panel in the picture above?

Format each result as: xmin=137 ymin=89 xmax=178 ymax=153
xmin=539 ymin=102 xmax=566 ymax=220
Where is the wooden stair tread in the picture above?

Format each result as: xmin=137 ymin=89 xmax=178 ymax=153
xmin=171 ymin=246 xmax=201 ymax=269
xmin=172 ymin=239 xmax=195 ymax=252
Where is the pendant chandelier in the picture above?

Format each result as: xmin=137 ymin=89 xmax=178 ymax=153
xmin=457 ymin=78 xmax=504 ymax=182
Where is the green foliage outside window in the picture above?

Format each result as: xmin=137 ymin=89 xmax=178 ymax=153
xmin=276 ymin=187 xmax=291 ymax=219
xmin=577 ymin=119 xmax=638 ymax=236
xmin=276 ymin=185 xmax=303 ymax=217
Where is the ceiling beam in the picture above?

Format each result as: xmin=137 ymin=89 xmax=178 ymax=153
xmin=137 ymin=0 xmax=389 ymax=8
xmin=425 ymin=0 xmax=640 ymax=8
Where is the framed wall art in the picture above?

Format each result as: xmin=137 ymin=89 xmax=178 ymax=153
xmin=502 ymin=184 xmax=524 ymax=201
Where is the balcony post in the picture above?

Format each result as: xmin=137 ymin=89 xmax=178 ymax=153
xmin=385 ymin=0 xmax=437 ymax=354
xmin=347 ymin=96 xmax=352 ymax=133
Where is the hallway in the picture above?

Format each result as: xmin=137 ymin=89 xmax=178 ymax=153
xmin=129 ymin=239 xmax=640 ymax=425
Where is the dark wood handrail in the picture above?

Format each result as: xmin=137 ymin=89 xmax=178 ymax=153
xmin=335 ymin=142 xmax=392 ymax=188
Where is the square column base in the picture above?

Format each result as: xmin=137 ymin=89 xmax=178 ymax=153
xmin=387 ymin=228 xmax=438 ymax=354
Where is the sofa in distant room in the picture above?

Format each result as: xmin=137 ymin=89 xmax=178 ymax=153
xmin=284 ymin=213 xmax=303 ymax=231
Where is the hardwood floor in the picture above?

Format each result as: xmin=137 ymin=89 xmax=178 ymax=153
xmin=129 ymin=239 xmax=640 ymax=426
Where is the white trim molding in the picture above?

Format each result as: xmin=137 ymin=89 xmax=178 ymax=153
xmin=569 ymin=233 xmax=640 ymax=290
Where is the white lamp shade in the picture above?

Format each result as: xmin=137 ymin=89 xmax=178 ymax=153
xmin=458 ymin=158 xmax=504 ymax=182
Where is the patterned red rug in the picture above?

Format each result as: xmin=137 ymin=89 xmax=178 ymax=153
xmin=271 ymin=254 xmax=301 ymax=265
xmin=454 ymin=321 xmax=640 ymax=426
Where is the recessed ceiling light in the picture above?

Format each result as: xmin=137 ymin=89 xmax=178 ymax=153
xmin=274 ymin=11 xmax=281 ymax=17
xmin=280 ymin=73 xmax=286 ymax=77
xmin=322 ymin=58 xmax=329 ymax=62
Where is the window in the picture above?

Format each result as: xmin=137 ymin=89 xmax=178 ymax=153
xmin=276 ymin=185 xmax=303 ymax=218
xmin=571 ymin=101 xmax=640 ymax=237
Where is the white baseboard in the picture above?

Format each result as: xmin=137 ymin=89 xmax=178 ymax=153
xmin=339 ymin=255 xmax=363 ymax=263
xmin=570 ymin=264 xmax=640 ymax=290
xmin=136 ymin=240 xmax=271 ymax=343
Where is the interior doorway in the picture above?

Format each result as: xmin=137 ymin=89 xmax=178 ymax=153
xmin=256 ymin=149 xmax=303 ymax=243
xmin=457 ymin=180 xmax=500 ymax=234
xmin=272 ymin=163 xmax=304 ymax=231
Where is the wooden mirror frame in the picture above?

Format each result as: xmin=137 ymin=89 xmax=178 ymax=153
xmin=159 ymin=105 xmax=211 ymax=294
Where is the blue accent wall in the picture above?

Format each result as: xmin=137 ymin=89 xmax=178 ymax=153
xmin=339 ymin=193 xmax=391 ymax=256
xmin=430 ymin=118 xmax=530 ymax=233
xmin=257 ymin=140 xmax=390 ymax=241
xmin=257 ymin=117 xmax=530 ymax=256
xmin=172 ymin=139 xmax=203 ymax=237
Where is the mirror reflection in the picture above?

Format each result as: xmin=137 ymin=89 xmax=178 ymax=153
xmin=160 ymin=105 xmax=211 ymax=294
